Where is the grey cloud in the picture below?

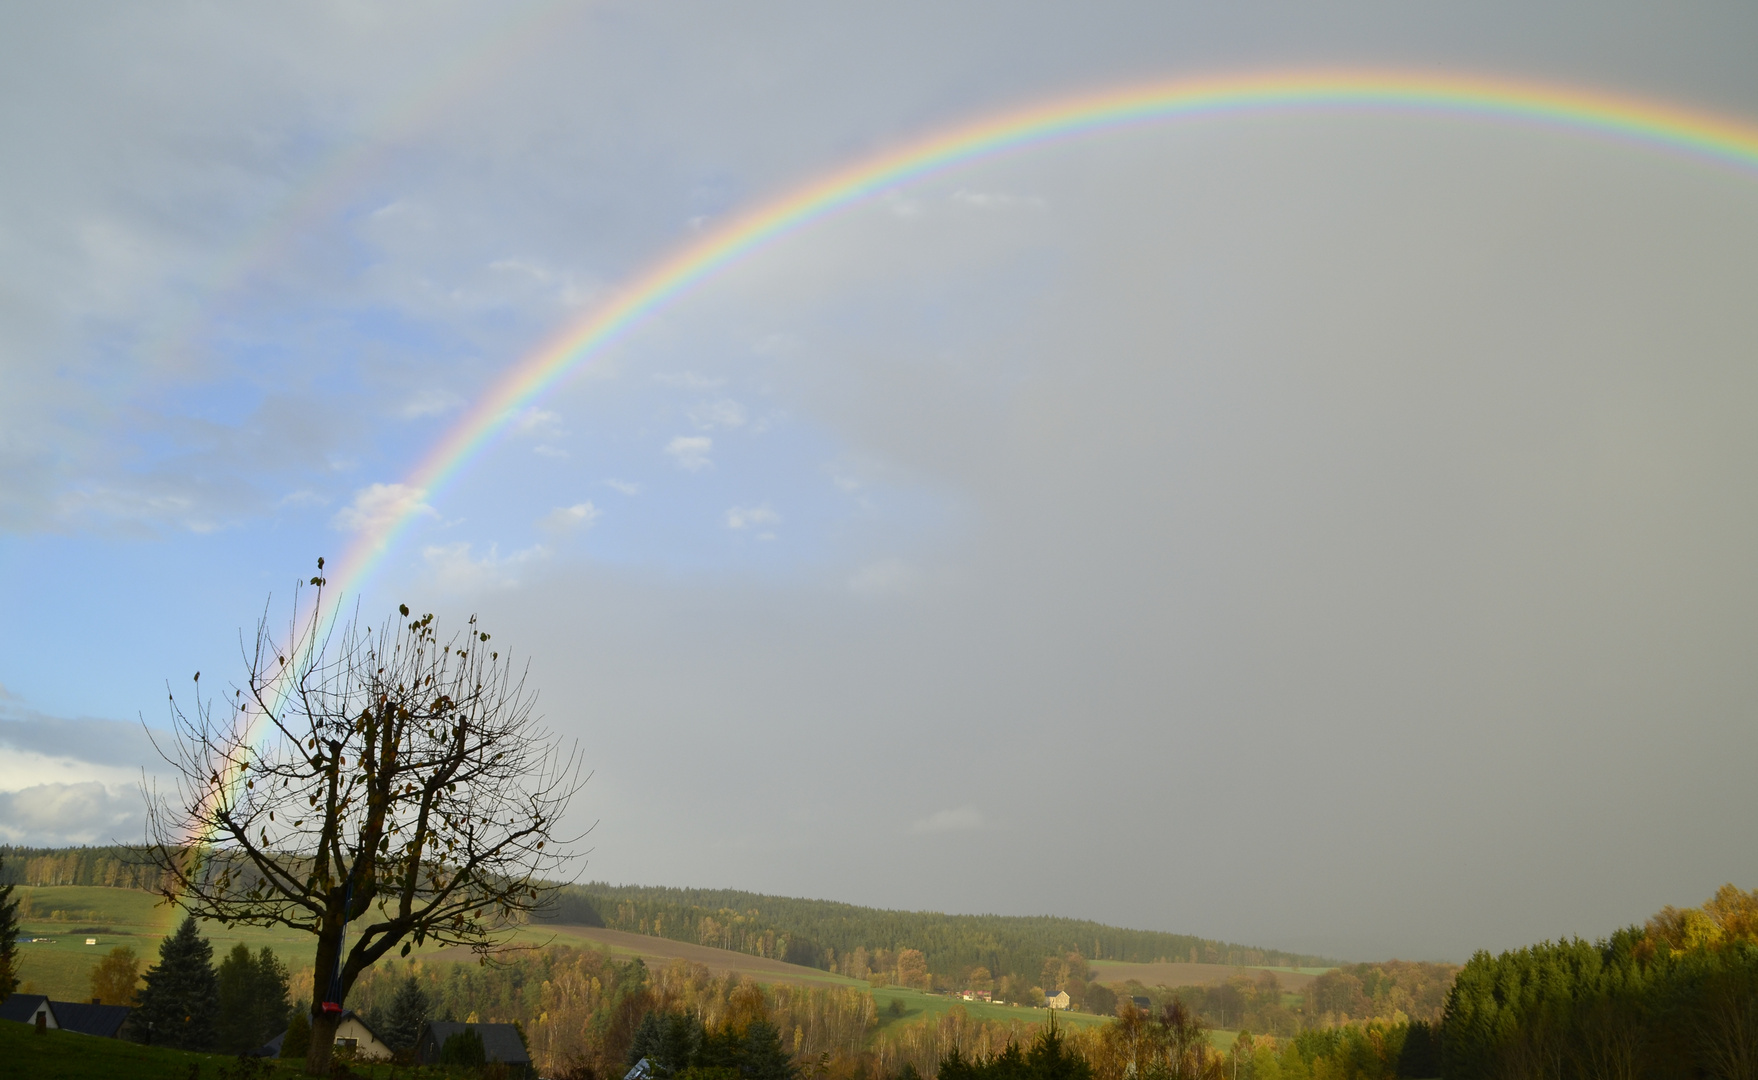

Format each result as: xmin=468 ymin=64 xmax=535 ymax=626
xmin=6 ymin=0 xmax=1758 ymax=964
xmin=0 ymin=783 xmax=144 ymax=847
xmin=0 ymin=701 xmax=161 ymax=772
xmin=471 ymin=116 xmax=1758 ymax=961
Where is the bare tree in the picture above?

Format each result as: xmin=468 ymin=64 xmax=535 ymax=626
xmin=144 ymin=561 xmax=587 ymax=1074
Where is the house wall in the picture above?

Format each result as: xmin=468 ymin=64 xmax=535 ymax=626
xmin=334 ymin=1016 xmax=393 ymax=1060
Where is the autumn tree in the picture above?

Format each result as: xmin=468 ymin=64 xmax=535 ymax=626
xmin=143 ymin=562 xmax=586 ymax=1074
xmin=896 ymin=948 xmax=930 ymax=990
xmin=88 ymin=945 xmax=141 ymax=1005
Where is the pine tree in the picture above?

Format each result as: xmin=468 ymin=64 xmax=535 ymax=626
xmin=134 ymin=913 xmax=219 ymax=1050
xmin=215 ymin=943 xmax=291 ymax=1054
xmin=0 ymin=854 xmax=19 ymax=998
xmin=382 ymin=973 xmax=432 ymax=1051
xmin=281 ymin=1009 xmax=311 ymax=1059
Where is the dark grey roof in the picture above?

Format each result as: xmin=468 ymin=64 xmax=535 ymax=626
xmin=256 ymin=1030 xmax=287 ymax=1057
xmin=0 ymin=994 xmax=51 ymax=1024
xmin=49 ymin=1001 xmax=131 ymax=1038
xmin=420 ymin=1020 xmax=531 ymax=1065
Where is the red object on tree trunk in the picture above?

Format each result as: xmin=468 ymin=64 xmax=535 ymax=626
xmin=320 ymin=1001 xmax=342 ymax=1015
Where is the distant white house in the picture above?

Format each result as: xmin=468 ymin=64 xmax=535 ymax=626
xmin=330 ymin=1011 xmax=395 ymax=1060
xmin=1044 ymin=991 xmax=1071 ymax=1011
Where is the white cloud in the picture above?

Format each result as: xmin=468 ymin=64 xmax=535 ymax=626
xmin=486 ymin=258 xmax=601 ymax=308
xmin=911 ymin=806 xmax=986 ymax=834
xmin=883 ymin=190 xmax=923 ymax=218
xmin=848 ymin=558 xmax=918 ymax=596
xmin=655 ymin=372 xmax=725 ymax=391
xmin=332 ymin=483 xmax=435 ymax=534
xmin=952 ymin=189 xmax=1047 ymax=211
xmin=0 ymin=748 xmax=141 ymax=793
xmin=725 ymin=504 xmax=780 ymax=531
xmin=605 ymin=479 xmax=641 ymax=496
xmin=399 ymin=388 xmax=463 ymax=419
xmin=0 ymin=782 xmax=143 ymax=846
xmin=277 ymin=489 xmax=328 ymax=508
xmin=666 ymin=436 xmax=714 ymax=471
xmin=513 ymin=407 xmax=564 ymax=436
xmin=688 ymin=399 xmax=748 ymax=430
xmin=542 ymin=502 xmax=600 ymax=532
xmin=421 ymin=541 xmax=545 ymax=592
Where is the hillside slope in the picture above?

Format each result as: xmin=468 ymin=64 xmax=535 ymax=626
xmin=550 ymin=881 xmax=1334 ymax=987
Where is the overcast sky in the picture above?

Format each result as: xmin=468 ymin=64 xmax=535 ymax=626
xmin=3 ymin=2 xmax=1757 ymax=962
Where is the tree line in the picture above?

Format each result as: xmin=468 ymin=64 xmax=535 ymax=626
xmin=0 ymin=845 xmax=169 ymax=891
xmin=76 ymin=913 xmax=294 ymax=1056
xmin=1439 ymin=883 xmax=1758 ymax=1079
xmin=544 ymin=881 xmax=1334 ymax=992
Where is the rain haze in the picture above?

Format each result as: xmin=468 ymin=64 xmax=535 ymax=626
xmin=2 ymin=2 xmax=1757 ymax=963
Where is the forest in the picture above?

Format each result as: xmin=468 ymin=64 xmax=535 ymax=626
xmin=544 ymin=881 xmax=1333 ymax=990
xmin=0 ymin=847 xmax=1332 ymax=998
xmin=1438 ymin=883 xmax=1758 ymax=1079
xmin=9 ymin=846 xmax=1758 ymax=1078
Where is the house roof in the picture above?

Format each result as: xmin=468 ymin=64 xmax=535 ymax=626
xmin=0 ymin=995 xmax=52 ymax=1025
xmin=49 ymin=1001 xmax=132 ymax=1038
xmin=421 ymin=1021 xmax=531 ymax=1065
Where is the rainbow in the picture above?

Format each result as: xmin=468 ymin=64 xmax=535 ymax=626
xmin=336 ymin=68 xmax=1758 ymax=595
xmin=205 ymin=68 xmax=1758 ymax=838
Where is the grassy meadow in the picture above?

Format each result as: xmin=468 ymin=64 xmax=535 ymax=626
xmin=14 ymin=884 xmax=1113 ymax=1032
xmin=13 ymin=885 xmax=468 ymax=1002
xmin=0 ymin=1019 xmax=486 ymax=1079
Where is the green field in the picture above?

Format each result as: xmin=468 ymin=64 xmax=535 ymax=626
xmin=16 ymin=886 xmax=1124 ymax=1032
xmin=866 ymin=985 xmax=1109 ymax=1032
xmin=13 ymin=885 xmax=471 ymax=1001
xmin=0 ymin=1019 xmax=487 ymax=1080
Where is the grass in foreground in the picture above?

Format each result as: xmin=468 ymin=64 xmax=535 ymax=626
xmin=0 ymin=1020 xmax=481 ymax=1079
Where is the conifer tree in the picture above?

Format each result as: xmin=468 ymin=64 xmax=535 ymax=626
xmin=0 ymin=854 xmax=19 ymax=998
xmin=382 ymin=973 xmax=432 ymax=1051
xmin=215 ymin=942 xmax=290 ymax=1054
xmin=281 ymin=1009 xmax=312 ymax=1059
xmin=134 ymin=913 xmax=219 ymax=1050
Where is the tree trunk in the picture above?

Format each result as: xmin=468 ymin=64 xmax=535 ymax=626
xmin=307 ymin=1008 xmax=340 ymax=1075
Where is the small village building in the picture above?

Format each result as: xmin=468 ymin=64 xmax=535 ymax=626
xmin=1131 ymin=996 xmax=1152 ymax=1013
xmin=0 ymin=994 xmax=58 ymax=1029
xmin=51 ymin=1000 xmax=133 ymax=1039
xmin=0 ymin=995 xmax=133 ymax=1038
xmin=329 ymin=1011 xmax=395 ymax=1060
xmin=1043 ymin=990 xmax=1071 ymax=1011
xmin=418 ymin=1020 xmax=533 ymax=1077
